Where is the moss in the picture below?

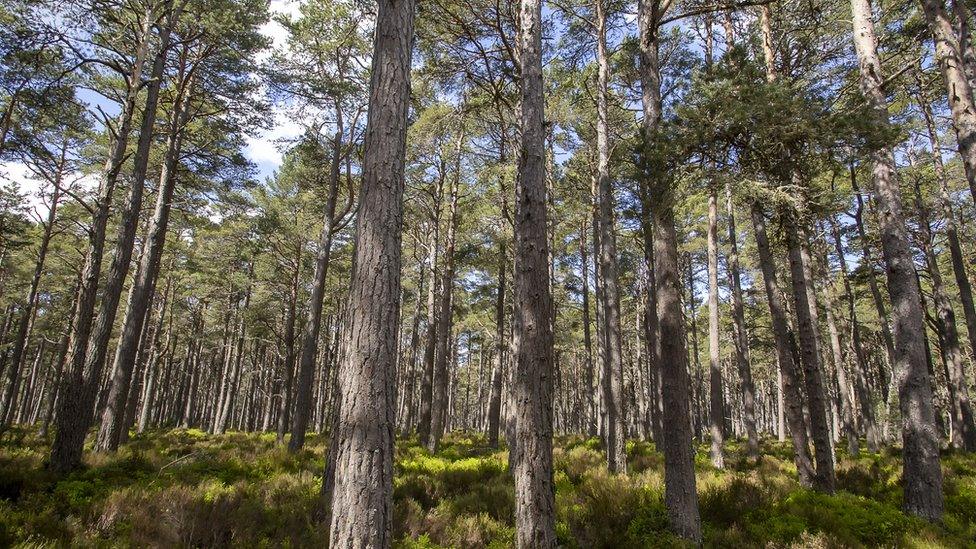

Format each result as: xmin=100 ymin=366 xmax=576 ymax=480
xmin=2 ymin=430 xmax=976 ymax=547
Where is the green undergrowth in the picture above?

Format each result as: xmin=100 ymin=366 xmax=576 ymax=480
xmin=1 ymin=426 xmax=974 ymax=547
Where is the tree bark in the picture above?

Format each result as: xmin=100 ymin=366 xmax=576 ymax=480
xmin=920 ymin=0 xmax=976 ymax=203
xmin=829 ymin=216 xmax=880 ymax=452
xmin=707 ymin=187 xmax=724 ymax=469
xmin=417 ymin=173 xmax=444 ymax=448
xmin=854 ymin=0 xmax=944 ymax=520
xmin=819 ymin=241 xmax=859 ymax=457
xmin=751 ymin=203 xmax=816 ymax=486
xmin=638 ymin=1 xmax=701 ymax=539
xmin=327 ymin=0 xmax=414 ymax=543
xmin=96 ymin=63 xmax=193 ymax=450
xmin=0 ymin=141 xmax=64 ymax=428
xmin=912 ymin=174 xmax=976 ymax=450
xmin=428 ymin=125 xmax=464 ymax=452
xmin=289 ymin=126 xmax=347 ymax=452
xmin=725 ymin=183 xmax=758 ymax=460
xmin=784 ymin=214 xmax=835 ymax=493
xmin=216 ymin=283 xmax=250 ymax=435
xmin=850 ymin=167 xmax=895 ymax=400
xmin=511 ymin=0 xmax=557 ymax=543
xmin=49 ymin=8 xmax=155 ymax=473
xmin=917 ymin=89 xmax=976 ymax=369
xmin=595 ymin=0 xmax=626 ymax=474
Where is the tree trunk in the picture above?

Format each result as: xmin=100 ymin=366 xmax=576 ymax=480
xmin=638 ymin=1 xmax=701 ymax=539
xmin=511 ymin=0 xmax=557 ymax=543
xmin=428 ymin=125 xmax=464 ymax=452
xmin=784 ymin=214 xmax=835 ymax=493
xmin=820 ymin=244 xmax=859 ymax=457
xmin=917 ymin=89 xmax=976 ymax=368
xmin=277 ymin=249 xmax=301 ymax=443
xmin=751 ymin=203 xmax=816 ymax=486
xmin=912 ymin=174 xmax=976 ymax=450
xmin=829 ymin=216 xmax=880 ymax=452
xmin=327 ymin=0 xmax=414 ymax=543
xmin=580 ymin=218 xmax=598 ymax=438
xmin=96 ymin=64 xmax=193 ymax=450
xmin=920 ymin=0 xmax=976 ymax=203
xmin=850 ymin=167 xmax=895 ymax=401
xmin=216 ymin=283 xmax=251 ymax=435
xmin=0 ymin=142 xmax=64 ymax=428
xmin=289 ymin=126 xmax=346 ymax=452
xmin=854 ymin=0 xmax=944 ymax=520
xmin=486 ymin=223 xmax=507 ymax=446
xmin=417 ymin=172 xmax=444 ymax=448
xmin=707 ymin=187 xmax=724 ymax=469
xmin=49 ymin=9 xmax=156 ymax=473
xmin=725 ymin=183 xmax=758 ymax=460
xmin=595 ymin=0 xmax=626 ymax=474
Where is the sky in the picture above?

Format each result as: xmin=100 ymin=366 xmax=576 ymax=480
xmin=244 ymin=0 xmax=303 ymax=181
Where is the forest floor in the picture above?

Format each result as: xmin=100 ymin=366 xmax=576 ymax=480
xmin=0 ymin=429 xmax=975 ymax=548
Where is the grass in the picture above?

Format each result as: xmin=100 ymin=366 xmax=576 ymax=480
xmin=1 ymin=427 xmax=975 ymax=547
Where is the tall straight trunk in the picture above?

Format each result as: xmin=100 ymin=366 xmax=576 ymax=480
xmin=216 ymin=284 xmax=250 ymax=434
xmin=486 ymin=131 xmax=510 ymax=447
xmin=687 ymin=260 xmax=704 ymax=439
xmin=594 ymin=0 xmax=626 ymax=474
xmin=212 ymin=302 xmax=235 ymax=432
xmin=417 ymin=231 xmax=440 ymax=444
xmin=417 ymin=173 xmax=444 ymax=447
xmin=850 ymin=168 xmax=894 ymax=399
xmin=854 ymin=0 xmax=944 ymax=520
xmin=399 ymin=269 xmax=424 ymax=433
xmin=139 ymin=282 xmax=175 ymax=433
xmin=96 ymin=65 xmax=193 ymax=451
xmin=76 ymin=0 xmax=180 ymax=440
xmin=641 ymin=221 xmax=663 ymax=444
xmin=25 ymin=341 xmax=47 ymax=422
xmin=511 ymin=0 xmax=557 ymax=543
xmin=180 ymin=344 xmax=200 ymax=428
xmin=49 ymin=9 xmax=155 ymax=473
xmin=820 ymin=244 xmax=858 ymax=457
xmin=277 ymin=250 xmax=301 ymax=443
xmin=289 ymin=125 xmax=346 ymax=452
xmin=829 ymin=217 xmax=879 ymax=452
xmin=920 ymin=0 xmax=976 ymax=203
xmin=784 ymin=216 xmax=835 ymax=493
xmin=327 ymin=0 xmax=414 ymax=543
xmin=751 ymin=204 xmax=816 ymax=486
xmin=707 ymin=187 xmax=724 ymax=468
xmin=701 ymin=14 xmax=725 ymax=470
xmin=725 ymin=183 xmax=758 ymax=459
xmin=638 ymin=1 xmax=701 ymax=539
xmin=121 ymin=288 xmax=159 ymax=441
xmin=912 ymin=176 xmax=976 ymax=450
xmin=756 ymin=2 xmax=819 ymax=488
xmin=0 ymin=143 xmax=64 ymax=428
xmin=486 ymin=195 xmax=507 ymax=447
xmin=580 ymin=218 xmax=598 ymax=438
xmin=918 ymin=90 xmax=976 ymax=364
xmin=657 ymin=207 xmax=702 ymax=540
xmin=592 ymin=187 xmax=605 ymax=439
xmin=428 ymin=126 xmax=464 ymax=452
xmin=41 ymin=276 xmax=81 ymax=437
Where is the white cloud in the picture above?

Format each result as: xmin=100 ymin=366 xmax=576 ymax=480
xmin=246 ymin=0 xmax=308 ymax=178
xmin=0 ymin=161 xmax=99 ymax=218
xmin=245 ymin=111 xmax=305 ymax=172
xmin=259 ymin=0 xmax=302 ymax=59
